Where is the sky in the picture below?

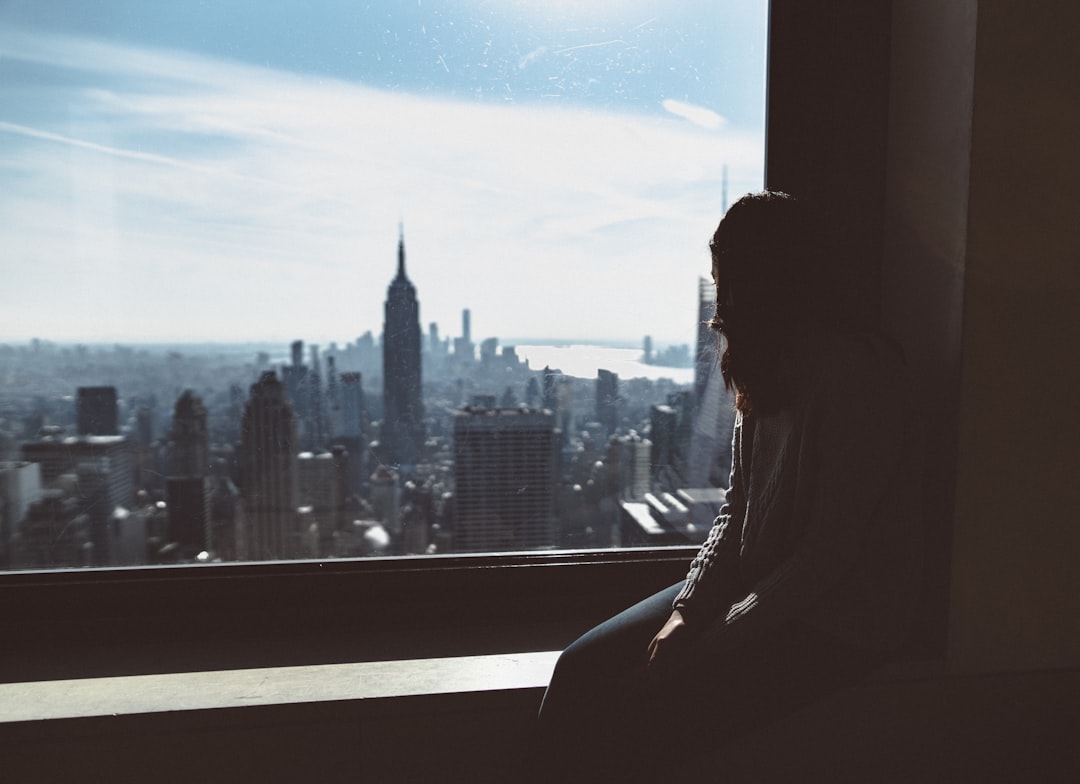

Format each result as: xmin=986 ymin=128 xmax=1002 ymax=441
xmin=0 ymin=0 xmax=766 ymax=348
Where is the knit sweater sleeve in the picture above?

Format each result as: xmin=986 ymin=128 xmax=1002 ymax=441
xmin=702 ymin=335 xmax=907 ymax=650
xmin=671 ymin=412 xmax=747 ymax=623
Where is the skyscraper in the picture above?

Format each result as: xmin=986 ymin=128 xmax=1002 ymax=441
xmin=338 ymin=371 xmax=367 ymax=497
xmin=687 ymin=278 xmax=736 ymax=488
xmin=694 ymin=277 xmax=717 ymax=405
xmin=453 ymin=408 xmax=558 ymax=552
xmin=166 ymin=390 xmax=211 ymax=558
xmin=453 ymin=308 xmax=474 ymax=363
xmin=77 ymin=386 xmax=118 ymax=436
xmin=308 ymin=343 xmax=326 ymax=449
xmin=596 ymin=369 xmax=619 ymax=435
xmin=381 ymin=226 xmax=424 ymax=469
xmin=168 ymin=390 xmax=209 ymax=477
xmin=239 ymin=371 xmax=299 ymax=560
xmin=282 ymin=340 xmax=313 ymax=450
xmin=324 ymin=354 xmax=342 ymax=440
xmin=297 ymin=447 xmax=348 ymax=555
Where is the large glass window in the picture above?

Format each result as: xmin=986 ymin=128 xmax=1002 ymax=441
xmin=0 ymin=1 xmax=766 ymax=570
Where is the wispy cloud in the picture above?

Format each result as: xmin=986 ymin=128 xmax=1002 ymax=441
xmin=0 ymin=26 xmax=762 ymax=344
xmin=662 ymin=99 xmax=729 ymax=131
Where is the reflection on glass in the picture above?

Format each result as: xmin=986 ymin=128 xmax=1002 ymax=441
xmin=0 ymin=1 xmax=766 ymax=569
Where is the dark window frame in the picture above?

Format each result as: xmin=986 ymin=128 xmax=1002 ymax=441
xmin=1 ymin=0 xmax=922 ymax=678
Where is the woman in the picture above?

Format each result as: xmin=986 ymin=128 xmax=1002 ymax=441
xmin=535 ymin=191 xmax=921 ymax=781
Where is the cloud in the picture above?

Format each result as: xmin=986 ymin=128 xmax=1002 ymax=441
xmin=661 ymin=99 xmax=729 ymax=131
xmin=0 ymin=26 xmax=762 ymax=344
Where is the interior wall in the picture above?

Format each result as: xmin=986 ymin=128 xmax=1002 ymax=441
xmin=764 ymin=0 xmax=892 ymax=329
xmin=947 ymin=0 xmax=1080 ymax=673
xmin=880 ymin=1 xmax=977 ymax=654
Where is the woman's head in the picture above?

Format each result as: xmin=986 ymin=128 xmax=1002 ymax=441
xmin=710 ymin=191 xmax=833 ymax=324
xmin=708 ymin=191 xmax=837 ymax=413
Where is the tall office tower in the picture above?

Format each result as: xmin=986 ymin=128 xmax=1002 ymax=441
xmin=479 ymin=337 xmax=499 ymax=367
xmin=694 ymin=277 xmax=718 ymax=405
xmin=21 ymin=435 xmax=134 ymax=565
xmin=135 ymin=405 xmax=154 ymax=450
xmin=453 ymin=308 xmax=474 ymax=362
xmin=618 ymin=434 xmax=652 ymax=500
xmin=339 ymin=372 xmax=367 ymax=496
xmin=649 ymin=403 xmax=678 ymax=483
xmin=282 ymin=339 xmax=312 ymax=449
xmin=166 ymin=390 xmax=211 ymax=558
xmin=596 ymin=369 xmax=619 ymax=435
xmin=370 ymin=465 xmax=401 ymax=537
xmin=133 ymin=403 xmax=161 ymax=494
xmin=165 ymin=476 xmax=210 ymax=558
xmin=325 ymin=355 xmax=342 ymax=441
xmin=308 ymin=344 xmax=326 ymax=449
xmin=382 ymin=226 xmax=424 ymax=469
xmin=643 ymin=335 xmax=653 ymax=364
xmin=168 ymin=390 xmax=209 ymax=477
xmin=340 ymin=373 xmax=367 ymax=440
xmin=77 ymin=386 xmax=118 ymax=436
xmin=297 ymin=447 xmax=347 ymax=554
xmin=239 ymin=371 xmax=299 ymax=560
xmin=688 ymin=277 xmax=736 ymax=488
xmin=453 ymin=408 xmax=558 ymax=553
xmin=542 ymin=366 xmax=558 ymax=410
xmin=686 ymin=359 xmax=737 ymax=489
xmin=223 ymin=383 xmax=245 ymax=445
xmin=428 ymin=322 xmax=440 ymax=356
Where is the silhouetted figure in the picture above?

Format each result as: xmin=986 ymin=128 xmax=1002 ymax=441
xmin=536 ymin=192 xmax=921 ymax=781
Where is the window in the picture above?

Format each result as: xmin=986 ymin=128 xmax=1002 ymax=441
xmin=0 ymin=1 xmax=766 ymax=573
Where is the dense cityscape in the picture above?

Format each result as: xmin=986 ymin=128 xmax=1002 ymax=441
xmin=0 ymin=233 xmax=735 ymax=572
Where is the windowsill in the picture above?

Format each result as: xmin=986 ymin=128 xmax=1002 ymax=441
xmin=0 ymin=651 xmax=561 ymax=725
xmin=0 ymin=650 xmax=562 ymax=783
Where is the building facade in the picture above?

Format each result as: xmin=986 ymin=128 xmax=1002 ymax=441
xmin=453 ymin=408 xmax=558 ymax=553
xmin=165 ymin=390 xmax=211 ymax=558
xmin=239 ymin=371 xmax=299 ymax=560
xmin=76 ymin=386 xmax=119 ymax=436
xmin=20 ymin=435 xmax=134 ymax=565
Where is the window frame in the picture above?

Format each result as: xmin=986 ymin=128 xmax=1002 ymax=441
xmin=1 ymin=0 xmax=924 ymax=676
xmin=0 ymin=547 xmax=697 ymax=681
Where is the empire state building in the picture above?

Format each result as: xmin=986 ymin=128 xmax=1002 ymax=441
xmin=381 ymin=226 xmax=424 ymax=468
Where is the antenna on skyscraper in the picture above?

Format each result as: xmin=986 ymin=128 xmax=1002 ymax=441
xmin=397 ymin=219 xmax=406 ymax=278
xmin=722 ymin=164 xmax=729 ymax=215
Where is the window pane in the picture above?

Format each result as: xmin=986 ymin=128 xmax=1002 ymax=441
xmin=0 ymin=1 xmax=766 ymax=569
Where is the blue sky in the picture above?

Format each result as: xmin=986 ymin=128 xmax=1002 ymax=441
xmin=0 ymin=0 xmax=766 ymax=346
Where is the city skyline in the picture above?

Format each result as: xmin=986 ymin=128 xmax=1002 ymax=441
xmin=0 ymin=1 xmax=766 ymax=346
xmin=0 ymin=222 xmax=720 ymax=567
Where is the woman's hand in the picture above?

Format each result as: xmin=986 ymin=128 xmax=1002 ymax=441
xmin=647 ymin=608 xmax=690 ymax=669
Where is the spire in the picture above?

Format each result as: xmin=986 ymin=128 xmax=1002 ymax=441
xmin=397 ymin=221 xmax=406 ymax=279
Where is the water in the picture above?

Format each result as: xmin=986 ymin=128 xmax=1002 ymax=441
xmin=515 ymin=344 xmax=694 ymax=384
